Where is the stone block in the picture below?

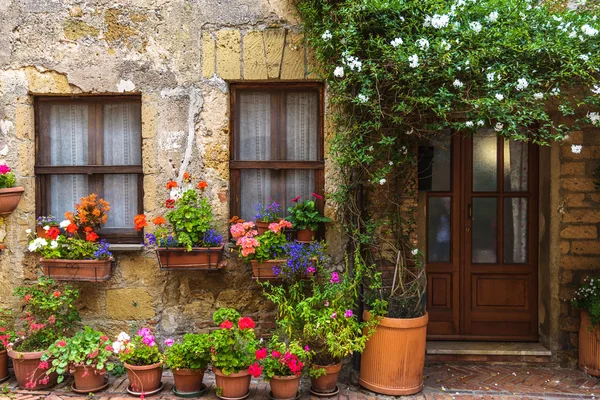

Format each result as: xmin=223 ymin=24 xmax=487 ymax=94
xmin=15 ymin=177 xmax=34 ymax=213
xmin=561 ymin=255 xmax=600 ymax=270
xmin=106 ymin=288 xmax=155 ymax=320
xmin=566 ymin=131 xmax=583 ymax=144
xmin=561 ymin=178 xmax=596 ymax=192
xmin=202 ymin=32 xmax=215 ymax=79
xmin=307 ymin=47 xmax=322 ymax=80
xmin=15 ymin=105 xmax=34 ymax=140
xmin=562 ymin=209 xmax=600 ymax=223
xmin=562 ymin=193 xmax=587 ymax=208
xmin=120 ymin=255 xmax=162 ymax=285
xmin=141 ymin=100 xmax=156 ymax=139
xmin=63 ymin=19 xmax=99 ymax=41
xmin=142 ymin=138 xmax=157 ymax=174
xmin=182 ymin=294 xmax=214 ymax=318
xmin=24 ymin=66 xmax=75 ymax=94
xmin=561 ymin=145 xmax=600 ymax=160
xmin=216 ymin=30 xmax=241 ymax=80
xmin=243 ymin=31 xmax=267 ymax=80
xmin=263 ymin=29 xmax=286 ymax=79
xmin=17 ymin=142 xmax=34 ymax=176
xmin=560 ymin=225 xmax=597 ymax=239
xmin=280 ymin=33 xmax=305 ymax=80
xmin=571 ymin=240 xmax=600 ymax=255
xmin=560 ymin=162 xmax=585 ymax=176
xmin=560 ymin=240 xmax=570 ymax=254
xmin=143 ymin=174 xmax=156 ymax=212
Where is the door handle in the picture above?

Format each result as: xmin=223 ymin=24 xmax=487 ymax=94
xmin=468 ymin=203 xmax=472 ymax=218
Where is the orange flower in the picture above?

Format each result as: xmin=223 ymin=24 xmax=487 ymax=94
xmin=166 ymin=181 xmax=178 ymax=190
xmin=133 ymin=214 xmax=148 ymax=231
xmin=183 ymin=172 xmax=190 ymax=181
xmin=85 ymin=232 xmax=99 ymax=242
xmin=84 ymin=227 xmax=93 ymax=233
xmin=64 ymin=212 xmax=74 ymax=223
xmin=229 ymin=216 xmax=244 ymax=224
xmin=152 ymin=216 xmax=166 ymax=226
xmin=66 ymin=223 xmax=78 ymax=234
xmin=197 ymin=181 xmax=208 ymax=190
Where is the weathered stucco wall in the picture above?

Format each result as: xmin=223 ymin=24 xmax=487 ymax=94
xmin=0 ymin=0 xmax=341 ymax=339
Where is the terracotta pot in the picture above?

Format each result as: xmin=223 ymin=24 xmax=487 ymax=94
xmin=251 ymin=259 xmax=287 ymax=279
xmin=310 ymin=363 xmax=341 ymax=394
xmin=296 ymin=228 xmax=316 ymax=242
xmin=73 ymin=366 xmax=106 ymax=391
xmin=255 ymin=220 xmax=270 ymax=236
xmin=40 ymin=258 xmax=113 ymax=282
xmin=156 ymin=246 xmax=224 ymax=269
xmin=213 ymin=368 xmax=251 ymax=399
xmin=579 ymin=310 xmax=600 ymax=377
xmin=0 ymin=187 xmax=24 ymax=215
xmin=172 ymin=368 xmax=205 ymax=394
xmin=8 ymin=349 xmax=58 ymax=390
xmin=0 ymin=350 xmax=8 ymax=381
xmin=359 ymin=311 xmax=429 ymax=395
xmin=270 ymin=375 xmax=300 ymax=400
xmin=124 ymin=361 xmax=163 ymax=393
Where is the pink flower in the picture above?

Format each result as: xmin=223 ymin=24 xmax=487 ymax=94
xmin=304 ymin=346 xmax=310 ymax=352
xmin=238 ymin=317 xmax=255 ymax=330
xmin=0 ymin=164 xmax=11 ymax=175
xmin=344 ymin=309 xmax=354 ymax=318
xmin=272 ymin=350 xmax=281 ymax=358
xmin=291 ymin=195 xmax=301 ymax=203
xmin=38 ymin=361 xmax=49 ymax=370
xmin=330 ymin=272 xmax=340 ymax=283
xmin=312 ymin=192 xmax=323 ymax=200
xmin=164 ymin=338 xmax=174 ymax=347
xmin=330 ymin=312 xmax=337 ymax=319
xmin=248 ymin=363 xmax=263 ymax=378
xmin=220 ymin=320 xmax=233 ymax=329
xmin=324 ymin=301 xmax=329 ymax=306
xmin=255 ymin=347 xmax=267 ymax=360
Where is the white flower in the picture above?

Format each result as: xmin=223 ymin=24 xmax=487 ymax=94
xmin=477 ymin=120 xmax=485 ymax=126
xmin=401 ymin=146 xmax=408 ymax=154
xmin=411 ymin=248 xmax=419 ymax=256
xmin=408 ymin=54 xmax=419 ymax=68
xmin=344 ymin=55 xmax=362 ymax=71
xmin=569 ymin=30 xmax=577 ymax=38
xmin=440 ymin=39 xmax=451 ymax=50
xmin=431 ymin=14 xmax=450 ymax=29
xmin=357 ymin=94 xmax=369 ymax=103
xmin=117 ymin=332 xmax=130 ymax=342
xmin=25 ymin=229 xmax=31 ymax=234
xmin=551 ymin=87 xmax=561 ymax=96
xmin=28 ymin=238 xmax=48 ymax=252
xmin=494 ymin=122 xmax=504 ymax=132
xmin=333 ymin=66 xmax=344 ymax=78
xmin=486 ymin=11 xmax=499 ymax=22
xmin=465 ymin=121 xmax=474 ymax=127
xmin=495 ymin=93 xmax=504 ymax=101
xmin=59 ymin=220 xmax=71 ymax=228
xmin=416 ymin=38 xmax=429 ymax=50
xmin=453 ymin=79 xmax=464 ymax=88
xmin=112 ymin=341 xmax=123 ymax=354
xmin=579 ymin=54 xmax=590 ymax=61
xmin=486 ymin=72 xmax=495 ymax=82
xmin=592 ymin=85 xmax=600 ymax=95
xmin=379 ymin=178 xmax=386 ymax=185
xmin=43 ymin=225 xmax=50 ymax=231
xmin=588 ymin=111 xmax=600 ymax=126
xmin=389 ymin=161 xmax=393 ymax=166
xmin=50 ymin=240 xmax=58 ymax=249
xmin=571 ymin=144 xmax=583 ymax=154
xmin=581 ymin=24 xmax=599 ymax=36
xmin=423 ymin=15 xmax=432 ymax=27
xmin=534 ymin=92 xmax=544 ymax=100
xmin=516 ymin=78 xmax=529 ymax=91
xmin=321 ymin=30 xmax=332 ymax=41
xmin=390 ymin=37 xmax=403 ymax=47
xmin=368 ymin=145 xmax=374 ymax=151
xmin=469 ymin=21 xmax=482 ymax=33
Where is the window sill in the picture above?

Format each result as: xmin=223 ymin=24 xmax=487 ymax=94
xmin=108 ymin=244 xmax=144 ymax=251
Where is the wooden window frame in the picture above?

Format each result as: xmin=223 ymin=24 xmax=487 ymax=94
xmin=229 ymin=82 xmax=326 ymax=219
xmin=35 ymin=96 xmax=143 ymax=244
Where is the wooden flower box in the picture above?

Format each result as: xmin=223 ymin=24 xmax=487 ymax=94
xmin=41 ymin=258 xmax=113 ymax=282
xmin=156 ymin=246 xmax=224 ymax=270
xmin=250 ymin=259 xmax=316 ymax=280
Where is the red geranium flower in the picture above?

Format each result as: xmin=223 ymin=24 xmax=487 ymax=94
xmin=291 ymin=195 xmax=301 ymax=203
xmin=255 ymin=347 xmax=267 ymax=360
xmin=152 ymin=216 xmax=166 ymax=226
xmin=105 ymin=345 xmax=113 ymax=352
xmin=248 ymin=363 xmax=263 ymax=378
xmin=134 ymin=214 xmax=148 ymax=231
xmin=46 ymin=227 xmax=60 ymax=240
xmin=100 ymin=336 xmax=109 ymax=342
xmin=53 ymin=291 xmax=61 ymax=298
xmin=272 ymin=350 xmax=281 ymax=358
xmin=312 ymin=192 xmax=323 ymax=200
xmin=165 ymin=199 xmax=175 ymax=209
xmin=56 ymin=340 xmax=66 ymax=347
xmin=219 ymin=320 xmax=233 ymax=330
xmin=166 ymin=180 xmax=178 ymax=190
xmin=238 ymin=317 xmax=255 ymax=330
xmin=84 ymin=227 xmax=93 ymax=233
xmin=86 ymin=232 xmax=99 ymax=242
xmin=197 ymin=181 xmax=208 ymax=190
xmin=66 ymin=223 xmax=78 ymax=234
xmin=183 ymin=172 xmax=190 ymax=181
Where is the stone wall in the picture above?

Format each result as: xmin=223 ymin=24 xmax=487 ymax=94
xmin=0 ymin=0 xmax=342 ymax=339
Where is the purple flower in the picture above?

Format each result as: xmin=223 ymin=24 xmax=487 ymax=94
xmin=330 ymin=312 xmax=337 ymax=319
xmin=138 ymin=327 xmax=151 ymax=337
xmin=330 ymin=272 xmax=340 ymax=283
xmin=164 ymin=338 xmax=174 ymax=347
xmin=344 ymin=309 xmax=354 ymax=318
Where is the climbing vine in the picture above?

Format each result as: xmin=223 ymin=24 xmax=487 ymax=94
xmin=297 ymin=0 xmax=600 ymax=316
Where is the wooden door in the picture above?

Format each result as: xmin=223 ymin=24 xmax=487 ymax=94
xmin=426 ymin=133 xmax=538 ymax=340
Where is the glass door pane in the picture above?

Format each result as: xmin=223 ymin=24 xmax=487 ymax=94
xmin=473 ymin=130 xmax=498 ymax=192
xmin=428 ymin=197 xmax=452 ymax=262
xmin=503 ymin=198 xmax=528 ymax=263
xmin=472 ymin=197 xmax=498 ymax=263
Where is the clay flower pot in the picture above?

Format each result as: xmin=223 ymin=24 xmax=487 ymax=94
xmin=296 ymin=228 xmax=316 ymax=242
xmin=213 ymin=368 xmax=251 ymax=399
xmin=156 ymin=246 xmax=224 ymax=269
xmin=579 ymin=310 xmax=600 ymax=377
xmin=359 ymin=311 xmax=429 ymax=395
xmin=124 ymin=361 xmax=163 ymax=393
xmin=8 ymin=349 xmax=58 ymax=390
xmin=73 ymin=366 xmax=106 ymax=392
xmin=0 ymin=350 xmax=8 ymax=381
xmin=310 ymin=362 xmax=341 ymax=394
xmin=172 ymin=368 xmax=205 ymax=394
xmin=40 ymin=258 xmax=113 ymax=282
xmin=255 ymin=220 xmax=270 ymax=236
xmin=0 ymin=187 xmax=24 ymax=215
xmin=270 ymin=375 xmax=301 ymax=400
xmin=250 ymin=259 xmax=286 ymax=279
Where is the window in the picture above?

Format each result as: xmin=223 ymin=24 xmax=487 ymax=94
xmin=35 ymin=96 xmax=143 ymax=243
xmin=230 ymin=83 xmax=324 ymax=221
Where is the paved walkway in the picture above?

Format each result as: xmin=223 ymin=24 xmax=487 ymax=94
xmin=0 ymin=364 xmax=598 ymax=399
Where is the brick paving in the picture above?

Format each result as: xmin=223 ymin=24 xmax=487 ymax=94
xmin=0 ymin=364 xmax=598 ymax=399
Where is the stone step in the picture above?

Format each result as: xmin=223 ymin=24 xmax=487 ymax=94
xmin=426 ymin=341 xmax=552 ymax=364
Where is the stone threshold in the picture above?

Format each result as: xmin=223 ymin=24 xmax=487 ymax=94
xmin=427 ymin=341 xmax=552 ymax=356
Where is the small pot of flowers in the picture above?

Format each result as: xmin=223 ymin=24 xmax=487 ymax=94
xmin=42 ymin=327 xmax=114 ymax=393
xmin=0 ymin=163 xmax=24 ymax=215
xmin=254 ymin=201 xmax=284 ymax=235
xmin=27 ymin=194 xmax=114 ymax=282
xmin=36 ymin=215 xmax=59 ymax=239
xmin=164 ymin=333 xmax=211 ymax=395
xmin=287 ymin=194 xmax=331 ymax=242
xmin=210 ymin=308 xmax=262 ymax=400
xmin=8 ymin=277 xmax=80 ymax=390
xmin=258 ymin=337 xmax=308 ymax=400
xmin=572 ymin=277 xmax=600 ymax=376
xmin=0 ymin=309 xmax=15 ymax=382
xmin=113 ymin=328 xmax=164 ymax=394
xmin=136 ymin=173 xmax=225 ymax=270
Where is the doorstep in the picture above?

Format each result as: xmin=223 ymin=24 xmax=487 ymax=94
xmin=426 ymin=341 xmax=552 ymax=363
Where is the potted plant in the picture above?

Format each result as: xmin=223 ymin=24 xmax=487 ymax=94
xmin=113 ymin=327 xmax=164 ymax=394
xmin=359 ymin=248 xmax=428 ymax=395
xmin=254 ymin=201 xmax=284 ymax=235
xmin=42 ymin=327 xmax=114 ymax=393
xmin=27 ymin=194 xmax=114 ymax=282
xmin=209 ymin=308 xmax=262 ymax=399
xmin=164 ymin=333 xmax=211 ymax=395
xmin=0 ymin=309 xmax=15 ymax=383
xmin=136 ymin=174 xmax=225 ymax=269
xmin=257 ymin=336 xmax=308 ymax=400
xmin=8 ymin=277 xmax=80 ymax=390
xmin=35 ymin=216 xmax=59 ymax=239
xmin=0 ymin=163 xmax=23 ymax=215
xmin=572 ymin=277 xmax=600 ymax=377
xmin=287 ymin=194 xmax=331 ymax=242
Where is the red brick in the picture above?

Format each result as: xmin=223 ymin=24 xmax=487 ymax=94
xmin=561 ymin=178 xmax=597 ymax=192
xmin=560 ymin=225 xmax=597 ymax=239
xmin=561 ymin=255 xmax=600 ymax=270
xmin=560 ymin=162 xmax=586 ymax=176
xmin=571 ymin=240 xmax=600 ymax=255
xmin=562 ymin=209 xmax=600 ymax=223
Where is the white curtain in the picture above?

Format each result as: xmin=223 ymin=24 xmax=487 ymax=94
xmin=504 ymin=139 xmax=528 ymax=263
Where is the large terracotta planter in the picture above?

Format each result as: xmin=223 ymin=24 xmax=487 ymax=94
xmin=172 ymin=368 xmax=205 ymax=394
xmin=270 ymin=375 xmax=301 ymax=400
xmin=213 ymin=368 xmax=251 ymax=399
xmin=156 ymin=246 xmax=224 ymax=269
xmin=73 ymin=366 xmax=106 ymax=391
xmin=579 ymin=310 xmax=600 ymax=377
xmin=41 ymin=258 xmax=113 ymax=281
xmin=0 ymin=187 xmax=24 ymax=215
xmin=296 ymin=228 xmax=316 ymax=242
xmin=359 ymin=311 xmax=429 ymax=395
xmin=310 ymin=363 xmax=341 ymax=394
xmin=8 ymin=349 xmax=58 ymax=390
xmin=255 ymin=220 xmax=270 ymax=236
xmin=0 ymin=350 xmax=8 ymax=381
xmin=124 ymin=361 xmax=163 ymax=393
